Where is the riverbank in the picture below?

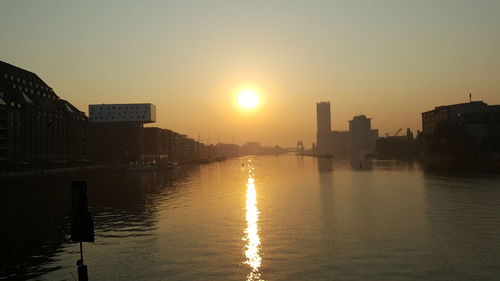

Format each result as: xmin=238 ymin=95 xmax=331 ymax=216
xmin=0 ymin=165 xmax=108 ymax=181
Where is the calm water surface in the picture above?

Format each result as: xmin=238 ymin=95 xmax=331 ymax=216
xmin=2 ymin=155 xmax=500 ymax=280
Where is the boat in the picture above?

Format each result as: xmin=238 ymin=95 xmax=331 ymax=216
xmin=165 ymin=161 xmax=178 ymax=169
xmin=124 ymin=162 xmax=158 ymax=172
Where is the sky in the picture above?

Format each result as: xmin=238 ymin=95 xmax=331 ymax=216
xmin=1 ymin=0 xmax=499 ymax=147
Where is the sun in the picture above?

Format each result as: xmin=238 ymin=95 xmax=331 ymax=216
xmin=238 ymin=90 xmax=260 ymax=110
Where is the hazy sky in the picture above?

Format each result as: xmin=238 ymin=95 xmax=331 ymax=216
xmin=2 ymin=0 xmax=499 ymax=146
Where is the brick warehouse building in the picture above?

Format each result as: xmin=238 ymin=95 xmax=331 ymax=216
xmin=0 ymin=61 xmax=90 ymax=172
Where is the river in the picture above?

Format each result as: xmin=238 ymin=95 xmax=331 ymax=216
xmin=1 ymin=154 xmax=500 ymax=280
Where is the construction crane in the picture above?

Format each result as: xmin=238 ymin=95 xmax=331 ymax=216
xmin=393 ymin=128 xmax=402 ymax=136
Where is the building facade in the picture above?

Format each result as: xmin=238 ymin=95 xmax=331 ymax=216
xmin=89 ymin=103 xmax=156 ymax=164
xmin=0 ymin=61 xmax=90 ymax=172
xmin=421 ymin=101 xmax=500 ymax=145
xmin=89 ymin=103 xmax=156 ymax=123
xmin=348 ymin=115 xmax=378 ymax=153
xmin=316 ymin=102 xmax=333 ymax=154
xmin=422 ymin=101 xmax=489 ymax=134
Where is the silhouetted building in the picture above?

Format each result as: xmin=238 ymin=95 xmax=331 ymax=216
xmin=331 ymin=131 xmax=350 ymax=158
xmin=348 ymin=115 xmax=378 ymax=153
xmin=89 ymin=103 xmax=156 ymax=164
xmin=422 ymin=101 xmax=490 ymax=134
xmin=177 ymin=135 xmax=196 ymax=161
xmin=316 ymin=102 xmax=332 ymax=154
xmin=0 ymin=61 xmax=90 ymax=172
xmin=420 ymin=100 xmax=500 ymax=172
xmin=143 ymin=127 xmax=169 ymax=162
xmin=376 ymin=128 xmax=415 ymax=160
xmin=422 ymin=101 xmax=500 ymax=146
xmin=92 ymin=122 xmax=143 ymax=163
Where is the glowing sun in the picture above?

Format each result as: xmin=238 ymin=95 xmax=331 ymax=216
xmin=238 ymin=90 xmax=260 ymax=110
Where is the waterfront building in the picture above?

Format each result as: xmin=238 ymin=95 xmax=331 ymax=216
xmin=422 ymin=101 xmax=491 ymax=134
xmin=422 ymin=101 xmax=500 ymax=143
xmin=143 ymin=127 xmax=170 ymax=162
xmin=89 ymin=103 xmax=156 ymax=164
xmin=0 ymin=61 xmax=90 ymax=172
xmin=348 ymin=115 xmax=378 ymax=153
xmin=177 ymin=135 xmax=196 ymax=161
xmin=89 ymin=103 xmax=156 ymax=123
xmin=331 ymin=130 xmax=350 ymax=158
xmin=420 ymin=100 xmax=500 ymax=171
xmin=316 ymin=102 xmax=332 ymax=154
xmin=375 ymin=128 xmax=415 ymax=160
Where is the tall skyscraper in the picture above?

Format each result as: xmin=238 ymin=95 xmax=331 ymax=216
xmin=316 ymin=102 xmax=332 ymax=154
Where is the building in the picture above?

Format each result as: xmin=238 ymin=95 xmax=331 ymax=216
xmin=348 ymin=115 xmax=378 ymax=153
xmin=89 ymin=103 xmax=156 ymax=123
xmin=422 ymin=101 xmax=489 ymax=134
xmin=0 ymin=61 xmax=90 ymax=172
xmin=316 ymin=102 xmax=333 ymax=154
xmin=89 ymin=103 xmax=156 ymax=164
xmin=91 ymin=122 xmax=144 ymax=163
xmin=176 ymin=135 xmax=196 ymax=161
xmin=375 ymin=128 xmax=415 ymax=160
xmin=143 ymin=127 xmax=169 ymax=162
xmin=422 ymin=101 xmax=500 ymax=146
xmin=419 ymin=100 xmax=500 ymax=171
xmin=331 ymin=131 xmax=350 ymax=157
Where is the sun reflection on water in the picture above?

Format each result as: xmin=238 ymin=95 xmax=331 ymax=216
xmin=243 ymin=160 xmax=263 ymax=281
